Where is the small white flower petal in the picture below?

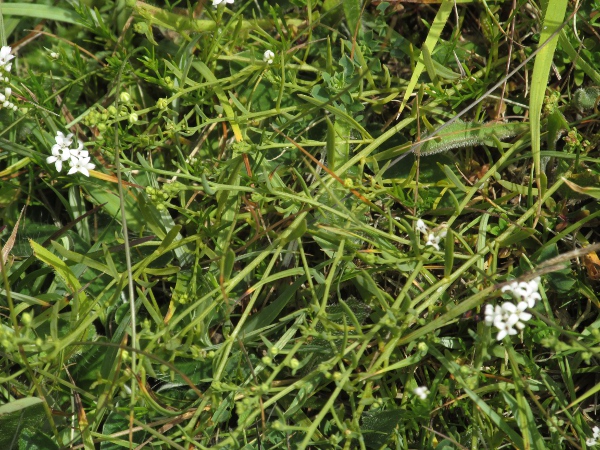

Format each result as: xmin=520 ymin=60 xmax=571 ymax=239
xmin=493 ymin=316 xmax=506 ymax=328
xmin=516 ymin=301 xmax=529 ymax=312
xmin=501 ymin=302 xmax=517 ymax=314
xmin=263 ymin=50 xmax=275 ymax=64
xmin=425 ymin=233 xmax=440 ymax=250
xmin=527 ymin=293 xmax=541 ymax=308
xmin=519 ymin=311 xmax=532 ymax=322
xmin=413 ymin=386 xmax=430 ymax=400
xmin=416 ymin=219 xmax=428 ymax=234
xmin=505 ymin=314 xmax=520 ymax=328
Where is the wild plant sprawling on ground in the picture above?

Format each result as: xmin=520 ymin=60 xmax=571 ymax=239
xmin=1 ymin=0 xmax=600 ymax=448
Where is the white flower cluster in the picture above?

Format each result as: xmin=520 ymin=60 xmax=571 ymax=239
xmin=0 ymin=46 xmax=17 ymax=111
xmin=212 ymin=0 xmax=233 ymax=6
xmin=484 ymin=277 xmax=541 ymax=341
xmin=413 ymin=386 xmax=430 ymax=400
xmin=46 ymin=131 xmax=95 ymax=177
xmin=263 ymin=50 xmax=275 ymax=64
xmin=415 ymin=219 xmax=447 ymax=251
xmin=587 ymin=426 xmax=600 ymax=446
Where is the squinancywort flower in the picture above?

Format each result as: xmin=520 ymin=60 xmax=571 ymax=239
xmin=415 ymin=219 xmax=447 ymax=251
xmin=53 ymin=131 xmax=74 ymax=152
xmin=586 ymin=425 xmax=600 ymax=446
xmin=46 ymin=145 xmax=71 ymax=173
xmin=263 ymin=50 xmax=275 ymax=64
xmin=0 ymin=46 xmax=14 ymax=72
xmin=501 ymin=277 xmax=541 ymax=308
xmin=68 ymin=156 xmax=95 ymax=177
xmin=413 ymin=386 xmax=430 ymax=400
xmin=484 ymin=300 xmax=533 ymax=341
xmin=416 ymin=219 xmax=428 ymax=234
xmin=481 ymin=276 xmax=542 ymax=341
xmin=47 ymin=131 xmax=74 ymax=172
xmin=212 ymin=0 xmax=233 ymax=6
xmin=0 ymin=87 xmax=17 ymax=111
xmin=47 ymin=131 xmax=94 ymax=176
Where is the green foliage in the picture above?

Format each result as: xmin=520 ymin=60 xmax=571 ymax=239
xmin=1 ymin=0 xmax=600 ymax=449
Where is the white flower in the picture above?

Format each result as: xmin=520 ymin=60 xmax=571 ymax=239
xmin=263 ymin=50 xmax=275 ymax=64
xmin=413 ymin=386 xmax=429 ymax=400
xmin=501 ymin=277 xmax=542 ymax=308
xmin=484 ymin=300 xmax=533 ymax=341
xmin=0 ymin=87 xmax=16 ymax=110
xmin=414 ymin=219 xmax=447 ymax=251
xmin=69 ymin=140 xmax=87 ymax=159
xmin=484 ymin=304 xmax=500 ymax=326
xmin=52 ymin=131 xmax=74 ymax=153
xmin=0 ymin=46 xmax=14 ymax=70
xmin=67 ymin=156 xmax=95 ymax=177
xmin=425 ymin=233 xmax=440 ymax=251
xmin=594 ymin=426 xmax=600 ymax=438
xmin=46 ymin=145 xmax=72 ymax=172
xmin=212 ymin=0 xmax=234 ymax=6
xmin=587 ymin=437 xmax=597 ymax=446
xmin=416 ymin=219 xmax=428 ymax=234
xmin=47 ymin=132 xmax=92 ymax=175
xmin=495 ymin=318 xmax=518 ymax=341
xmin=501 ymin=302 xmax=531 ymax=330
xmin=501 ymin=281 xmax=518 ymax=294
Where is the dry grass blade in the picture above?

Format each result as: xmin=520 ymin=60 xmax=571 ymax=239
xmin=1 ymin=206 xmax=25 ymax=266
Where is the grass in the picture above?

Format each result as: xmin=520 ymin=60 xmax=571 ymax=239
xmin=1 ymin=0 xmax=600 ymax=448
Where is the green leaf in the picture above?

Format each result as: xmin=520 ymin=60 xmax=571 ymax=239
xmin=86 ymin=185 xmax=145 ymax=234
xmin=18 ymin=429 xmax=58 ymax=450
xmin=29 ymin=240 xmax=87 ymax=306
xmin=0 ymin=398 xmax=48 ymax=450
xmin=397 ymin=0 xmax=454 ymax=115
xmin=100 ymin=410 xmax=148 ymax=450
xmin=529 ymin=0 xmax=568 ymax=185
xmin=51 ymin=241 xmax=114 ymax=277
xmin=558 ymin=32 xmax=600 ymax=85
xmin=498 ymin=228 xmax=536 ymax=247
xmin=242 ymin=277 xmax=305 ymax=334
xmin=0 ymin=4 xmax=79 ymax=24
xmin=361 ymin=409 xmax=403 ymax=449
xmin=418 ymin=121 xmax=528 ymax=155
xmin=342 ymin=0 xmax=362 ymax=40
xmin=546 ymin=109 xmax=568 ymax=151
xmin=562 ymin=177 xmax=600 ymax=200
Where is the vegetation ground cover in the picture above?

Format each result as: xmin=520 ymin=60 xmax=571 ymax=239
xmin=1 ymin=0 xmax=600 ymax=448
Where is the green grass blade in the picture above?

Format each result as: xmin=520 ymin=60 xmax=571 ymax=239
xmin=396 ymin=0 xmax=453 ymax=116
xmin=0 ymin=4 xmax=79 ymax=24
xmin=530 ymin=0 xmax=568 ymax=191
